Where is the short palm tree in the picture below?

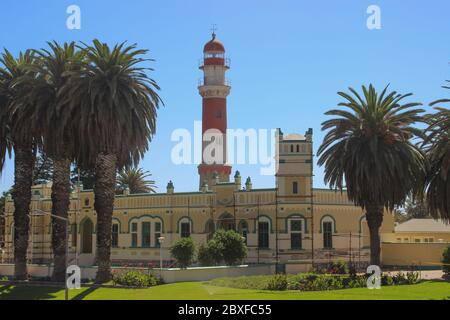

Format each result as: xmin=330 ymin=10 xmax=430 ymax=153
xmin=64 ymin=40 xmax=162 ymax=282
xmin=117 ymin=167 xmax=157 ymax=194
xmin=318 ymin=84 xmax=427 ymax=265
xmin=425 ymin=86 xmax=450 ymax=221
xmin=18 ymin=41 xmax=85 ymax=281
xmin=0 ymin=49 xmax=38 ymax=279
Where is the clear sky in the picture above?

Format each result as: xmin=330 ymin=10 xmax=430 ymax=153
xmin=0 ymin=0 xmax=449 ymax=193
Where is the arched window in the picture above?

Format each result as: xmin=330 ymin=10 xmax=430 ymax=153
xmin=131 ymin=222 xmax=138 ymax=247
xmin=290 ymin=144 xmax=294 ymax=152
xmin=129 ymin=216 xmax=164 ymax=247
xmin=321 ymin=216 xmax=335 ymax=249
xmin=296 ymin=145 xmax=299 ymax=152
xmin=112 ymin=222 xmax=119 ymax=248
xmin=141 ymin=222 xmax=151 ymax=247
xmin=179 ymin=217 xmax=191 ymax=238
xmin=258 ymin=216 xmax=270 ymax=249
xmin=289 ymin=217 xmax=304 ymax=250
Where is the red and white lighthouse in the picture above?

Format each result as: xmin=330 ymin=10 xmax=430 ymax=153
xmin=198 ymin=32 xmax=232 ymax=188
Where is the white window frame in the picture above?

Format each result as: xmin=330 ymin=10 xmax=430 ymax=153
xmin=321 ymin=217 xmax=334 ymax=249
xmin=289 ymin=218 xmax=304 ymax=250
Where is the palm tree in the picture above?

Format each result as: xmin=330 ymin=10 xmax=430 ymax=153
xmin=424 ymin=88 xmax=450 ymax=221
xmin=19 ymin=42 xmax=84 ymax=281
xmin=117 ymin=167 xmax=157 ymax=194
xmin=0 ymin=50 xmax=38 ymax=279
xmin=64 ymin=40 xmax=162 ymax=282
xmin=0 ymin=67 xmax=12 ymax=176
xmin=317 ymin=84 xmax=426 ymax=265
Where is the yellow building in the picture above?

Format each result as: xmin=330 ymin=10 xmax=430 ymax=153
xmin=381 ymin=219 xmax=450 ymax=267
xmin=383 ymin=219 xmax=450 ymax=244
xmin=1 ymin=128 xmax=395 ymax=267
xmin=1 ymin=33 xmax=395 ymax=268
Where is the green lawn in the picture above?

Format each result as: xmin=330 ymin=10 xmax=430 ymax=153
xmin=0 ymin=281 xmax=449 ymax=300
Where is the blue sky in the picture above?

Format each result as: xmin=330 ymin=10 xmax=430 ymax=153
xmin=0 ymin=0 xmax=449 ymax=193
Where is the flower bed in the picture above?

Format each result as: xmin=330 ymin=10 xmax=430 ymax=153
xmin=209 ymin=271 xmax=420 ymax=291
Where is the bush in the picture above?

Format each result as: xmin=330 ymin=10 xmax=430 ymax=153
xmin=199 ymin=230 xmax=248 ymax=266
xmin=442 ymin=245 xmax=450 ymax=278
xmin=328 ymin=260 xmax=350 ymax=274
xmin=198 ymin=240 xmax=223 ymax=266
xmin=112 ymin=270 xmax=159 ymax=287
xmin=197 ymin=243 xmax=214 ymax=266
xmin=392 ymin=271 xmax=408 ymax=285
xmin=266 ymin=274 xmax=288 ymax=291
xmin=170 ymin=237 xmax=196 ymax=269
xmin=347 ymin=275 xmax=367 ymax=288
xmin=212 ymin=229 xmax=247 ymax=266
xmin=406 ymin=271 xmax=419 ymax=284
xmin=381 ymin=273 xmax=394 ymax=286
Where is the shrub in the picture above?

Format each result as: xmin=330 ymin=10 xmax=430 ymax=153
xmin=266 ymin=274 xmax=288 ymax=291
xmin=198 ymin=240 xmax=223 ymax=266
xmin=393 ymin=271 xmax=408 ymax=285
xmin=347 ymin=275 xmax=367 ymax=288
xmin=406 ymin=271 xmax=419 ymax=284
xmin=112 ymin=270 xmax=159 ymax=287
xmin=381 ymin=274 xmax=394 ymax=286
xmin=328 ymin=260 xmax=349 ymax=274
xmin=197 ymin=243 xmax=214 ymax=266
xmin=170 ymin=237 xmax=196 ymax=269
xmin=212 ymin=229 xmax=247 ymax=266
xmin=442 ymin=245 xmax=450 ymax=278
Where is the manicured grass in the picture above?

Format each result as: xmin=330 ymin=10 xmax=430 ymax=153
xmin=0 ymin=281 xmax=449 ymax=300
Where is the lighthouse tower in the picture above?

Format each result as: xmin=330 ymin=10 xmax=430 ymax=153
xmin=198 ymin=32 xmax=232 ymax=188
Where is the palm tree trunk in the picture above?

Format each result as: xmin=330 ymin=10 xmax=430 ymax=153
xmin=365 ymin=205 xmax=384 ymax=266
xmin=12 ymin=144 xmax=35 ymax=280
xmin=94 ymin=152 xmax=117 ymax=283
xmin=50 ymin=157 xmax=71 ymax=282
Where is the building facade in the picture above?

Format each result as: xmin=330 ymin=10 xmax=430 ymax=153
xmin=1 ymin=33 xmax=395 ymax=267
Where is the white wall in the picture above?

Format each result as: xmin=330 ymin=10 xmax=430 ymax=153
xmin=0 ymin=264 xmax=276 ymax=283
